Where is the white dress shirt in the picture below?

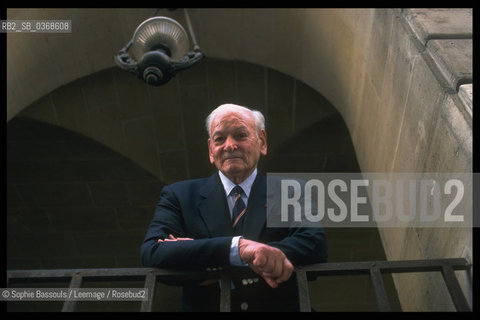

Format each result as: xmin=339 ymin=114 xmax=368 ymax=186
xmin=218 ymin=168 xmax=257 ymax=266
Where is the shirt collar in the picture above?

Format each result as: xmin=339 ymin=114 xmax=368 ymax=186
xmin=218 ymin=168 xmax=257 ymax=198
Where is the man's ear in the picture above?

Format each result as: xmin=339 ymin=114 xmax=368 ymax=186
xmin=208 ymin=138 xmax=215 ymax=164
xmin=259 ymin=129 xmax=267 ymax=156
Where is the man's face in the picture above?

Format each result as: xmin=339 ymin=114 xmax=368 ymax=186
xmin=208 ymin=110 xmax=267 ymax=184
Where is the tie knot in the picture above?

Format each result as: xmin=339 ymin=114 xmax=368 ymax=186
xmin=232 ymin=185 xmax=244 ymax=196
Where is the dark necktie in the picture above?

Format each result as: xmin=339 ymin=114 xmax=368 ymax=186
xmin=232 ymin=185 xmax=246 ymax=229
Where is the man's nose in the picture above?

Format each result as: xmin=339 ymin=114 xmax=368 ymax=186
xmin=223 ymin=135 xmax=237 ymax=152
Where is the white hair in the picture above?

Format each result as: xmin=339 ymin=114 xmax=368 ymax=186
xmin=205 ymin=103 xmax=265 ymax=138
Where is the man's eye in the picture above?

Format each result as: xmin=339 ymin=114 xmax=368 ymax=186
xmin=236 ymin=132 xmax=248 ymax=139
xmin=214 ymin=136 xmax=225 ymax=143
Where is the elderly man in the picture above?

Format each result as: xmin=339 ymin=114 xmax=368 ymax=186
xmin=141 ymin=103 xmax=327 ymax=311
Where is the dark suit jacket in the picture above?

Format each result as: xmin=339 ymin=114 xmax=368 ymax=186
xmin=141 ymin=171 xmax=327 ymax=312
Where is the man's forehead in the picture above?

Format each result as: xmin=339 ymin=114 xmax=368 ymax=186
xmin=211 ymin=111 xmax=255 ymax=131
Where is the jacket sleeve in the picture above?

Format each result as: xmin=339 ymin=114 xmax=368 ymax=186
xmin=140 ymin=184 xmax=233 ymax=270
xmin=266 ymin=226 xmax=327 ymax=266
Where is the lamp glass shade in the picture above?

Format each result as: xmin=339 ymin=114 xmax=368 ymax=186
xmin=131 ymin=16 xmax=190 ymax=61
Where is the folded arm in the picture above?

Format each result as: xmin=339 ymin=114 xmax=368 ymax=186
xmin=141 ymin=185 xmax=234 ymax=270
xmin=141 ymin=184 xmax=327 ymax=287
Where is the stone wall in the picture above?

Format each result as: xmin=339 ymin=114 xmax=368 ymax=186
xmin=363 ymin=9 xmax=472 ymax=311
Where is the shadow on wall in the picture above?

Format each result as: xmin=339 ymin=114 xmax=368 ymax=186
xmin=6 ymin=112 xmax=363 ymax=270
xmin=7 ymin=117 xmax=164 ymax=270
xmin=262 ymin=112 xmax=361 ymax=173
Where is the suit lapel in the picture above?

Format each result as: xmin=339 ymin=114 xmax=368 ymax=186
xmin=198 ymin=172 xmax=234 ymax=237
xmin=241 ymin=172 xmax=267 ymax=241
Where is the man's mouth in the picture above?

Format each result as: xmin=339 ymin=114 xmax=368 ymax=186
xmin=223 ymin=155 xmax=243 ymax=162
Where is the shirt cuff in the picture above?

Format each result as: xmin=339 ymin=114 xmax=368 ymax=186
xmin=229 ymin=236 xmax=247 ymax=266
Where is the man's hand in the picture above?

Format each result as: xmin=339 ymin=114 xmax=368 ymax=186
xmin=238 ymin=238 xmax=293 ymax=288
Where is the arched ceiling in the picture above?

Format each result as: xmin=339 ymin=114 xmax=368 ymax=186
xmin=6 ymin=8 xmax=368 ymax=122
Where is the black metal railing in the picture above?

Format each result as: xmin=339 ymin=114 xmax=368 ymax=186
xmin=6 ymin=258 xmax=472 ymax=312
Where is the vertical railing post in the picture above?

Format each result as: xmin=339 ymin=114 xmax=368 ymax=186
xmin=440 ymin=264 xmax=471 ymax=311
xmin=61 ymin=271 xmax=83 ymax=312
xmin=219 ymin=273 xmax=231 ymax=312
xmin=369 ymin=264 xmax=391 ymax=312
xmin=295 ymin=267 xmax=311 ymax=312
xmin=140 ymin=272 xmax=156 ymax=312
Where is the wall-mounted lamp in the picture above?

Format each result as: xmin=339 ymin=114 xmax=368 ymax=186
xmin=114 ymin=9 xmax=204 ymax=86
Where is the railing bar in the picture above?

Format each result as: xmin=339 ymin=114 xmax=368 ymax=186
xmin=440 ymin=265 xmax=471 ymax=312
xmin=7 ymin=268 xmax=216 ymax=279
xmin=61 ymin=272 xmax=83 ymax=312
xmin=369 ymin=266 xmax=391 ymax=312
xmin=5 ymin=258 xmax=472 ymax=312
xmin=301 ymin=258 xmax=470 ymax=274
xmin=296 ymin=269 xmax=311 ymax=312
xmin=219 ymin=273 xmax=231 ymax=312
xmin=140 ymin=273 xmax=156 ymax=312
xmin=7 ymin=258 xmax=469 ymax=280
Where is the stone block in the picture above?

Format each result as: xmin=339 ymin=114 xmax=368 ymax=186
xmin=82 ymin=69 xmax=117 ymax=111
xmin=113 ymin=68 xmax=153 ymax=121
xmin=180 ymin=83 xmax=210 ymax=139
xmin=15 ymin=183 xmax=94 ymax=207
xmin=74 ymin=231 xmax=143 ymax=257
xmin=425 ymin=109 xmax=471 ymax=173
xmin=86 ymin=102 xmax=126 ymax=156
xmin=94 ymin=158 xmax=158 ymax=182
xmin=266 ymin=68 xmax=294 ymax=150
xmin=366 ymin=9 xmax=395 ymax=95
xmin=238 ymin=9 xmax=276 ymax=67
xmin=88 ymin=182 xmax=130 ymax=207
xmin=196 ymin=9 xmax=242 ymax=61
xmin=7 ymin=257 xmax=44 ymax=270
xmin=7 ymin=160 xmax=102 ymax=183
xmin=14 ymin=232 xmax=77 ymax=258
xmin=293 ymin=80 xmax=336 ymax=134
xmin=66 ymin=138 xmax=123 ymax=160
xmin=426 ymin=39 xmax=472 ymax=90
xmin=48 ymin=207 xmax=118 ymax=232
xmin=158 ymin=150 xmax=189 ymax=184
xmin=440 ymin=94 xmax=472 ymax=161
xmin=7 ymin=116 xmax=75 ymax=142
xmin=206 ymin=59 xmax=237 ymax=107
xmin=50 ymin=79 xmax=91 ymax=136
xmin=177 ymin=59 xmax=208 ymax=86
xmin=116 ymin=206 xmax=156 ymax=231
xmin=123 ymin=116 xmax=161 ymax=178
xmin=403 ymin=9 xmax=472 ymax=45
xmin=149 ymin=80 xmax=185 ymax=152
xmin=392 ymin=56 xmax=443 ymax=172
xmin=7 ymin=185 xmax=23 ymax=208
xmin=235 ymin=60 xmax=266 ymax=112
xmin=18 ymin=94 xmax=57 ymax=126
xmin=8 ymin=207 xmax=51 ymax=233
xmin=458 ymin=84 xmax=472 ymax=116
xmin=125 ymin=181 xmax=165 ymax=206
